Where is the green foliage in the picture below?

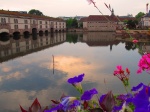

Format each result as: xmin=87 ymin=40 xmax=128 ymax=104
xmin=126 ymin=20 xmax=138 ymax=29
xmin=28 ymin=9 xmax=44 ymax=16
xmin=135 ymin=12 xmax=145 ymax=21
xmin=123 ymin=20 xmax=128 ymax=24
xmin=66 ymin=33 xmax=78 ymax=43
xmin=66 ymin=18 xmax=78 ymax=28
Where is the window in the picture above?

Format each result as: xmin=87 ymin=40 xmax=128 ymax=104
xmin=45 ymin=21 xmax=47 ymax=24
xmin=14 ymin=25 xmax=18 ymax=29
xmin=40 ymin=25 xmax=42 ymax=28
xmin=24 ymin=20 xmax=28 ymax=24
xmin=40 ymin=21 xmax=42 ymax=24
xmin=1 ymin=18 xmax=6 ymax=23
xmin=33 ymin=20 xmax=35 ymax=24
xmin=14 ymin=19 xmax=18 ymax=23
xmin=25 ymin=25 xmax=28 ymax=29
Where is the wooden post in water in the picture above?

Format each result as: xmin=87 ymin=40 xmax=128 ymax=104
xmin=52 ymin=55 xmax=54 ymax=74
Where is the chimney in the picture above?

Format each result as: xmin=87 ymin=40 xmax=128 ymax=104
xmin=146 ymin=3 xmax=149 ymax=13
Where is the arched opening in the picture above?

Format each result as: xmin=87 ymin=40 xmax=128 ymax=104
xmin=39 ymin=30 xmax=43 ymax=37
xmin=0 ymin=32 xmax=9 ymax=41
xmin=32 ymin=28 xmax=37 ymax=35
xmin=13 ymin=32 xmax=20 ymax=40
xmin=59 ymin=30 xmax=61 ymax=33
xmin=23 ymin=31 xmax=30 ymax=39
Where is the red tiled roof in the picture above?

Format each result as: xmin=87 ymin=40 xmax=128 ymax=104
xmin=82 ymin=15 xmax=136 ymax=22
xmin=79 ymin=17 xmax=88 ymax=22
xmin=0 ymin=10 xmax=65 ymax=21
xmin=87 ymin=15 xmax=110 ymax=21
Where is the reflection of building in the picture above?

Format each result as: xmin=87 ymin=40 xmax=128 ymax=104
xmin=138 ymin=42 xmax=150 ymax=54
xmin=0 ymin=33 xmax=66 ymax=62
xmin=82 ymin=32 xmax=120 ymax=51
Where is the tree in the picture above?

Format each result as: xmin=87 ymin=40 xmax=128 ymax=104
xmin=72 ymin=18 xmax=78 ymax=28
xmin=126 ymin=20 xmax=138 ymax=29
xmin=28 ymin=9 xmax=44 ymax=16
xmin=66 ymin=18 xmax=78 ymax=28
xmin=135 ymin=12 xmax=145 ymax=21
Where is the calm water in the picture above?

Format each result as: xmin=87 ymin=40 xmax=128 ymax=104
xmin=0 ymin=32 xmax=150 ymax=111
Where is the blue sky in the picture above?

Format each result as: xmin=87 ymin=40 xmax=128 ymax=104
xmin=0 ymin=0 xmax=149 ymax=17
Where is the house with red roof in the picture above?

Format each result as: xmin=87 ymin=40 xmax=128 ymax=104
xmin=80 ymin=10 xmax=136 ymax=31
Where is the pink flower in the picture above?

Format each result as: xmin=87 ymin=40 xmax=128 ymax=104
xmin=113 ymin=65 xmax=124 ymax=75
xmin=137 ymin=53 xmax=150 ymax=74
xmin=87 ymin=0 xmax=97 ymax=8
xmin=113 ymin=65 xmax=130 ymax=86
xmin=132 ymin=39 xmax=138 ymax=43
xmin=137 ymin=68 xmax=142 ymax=74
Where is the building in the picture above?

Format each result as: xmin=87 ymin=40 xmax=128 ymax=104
xmin=0 ymin=10 xmax=66 ymax=37
xmin=80 ymin=9 xmax=136 ymax=31
xmin=81 ymin=15 xmax=125 ymax=31
xmin=140 ymin=10 xmax=150 ymax=28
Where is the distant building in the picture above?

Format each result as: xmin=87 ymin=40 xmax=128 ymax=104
xmin=58 ymin=16 xmax=87 ymax=21
xmin=79 ymin=9 xmax=136 ymax=31
xmin=140 ymin=10 xmax=150 ymax=28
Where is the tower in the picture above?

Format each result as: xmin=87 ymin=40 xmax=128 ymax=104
xmin=111 ymin=8 xmax=114 ymax=16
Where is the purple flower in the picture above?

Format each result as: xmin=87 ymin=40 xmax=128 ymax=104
xmin=129 ymin=83 xmax=150 ymax=112
xmin=81 ymin=88 xmax=98 ymax=100
xmin=68 ymin=73 xmax=84 ymax=84
xmin=67 ymin=74 xmax=85 ymax=93
xmin=45 ymin=97 xmax=79 ymax=112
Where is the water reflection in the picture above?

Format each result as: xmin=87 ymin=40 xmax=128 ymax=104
xmin=0 ymin=32 xmax=150 ymax=111
xmin=0 ymin=33 xmax=66 ymax=63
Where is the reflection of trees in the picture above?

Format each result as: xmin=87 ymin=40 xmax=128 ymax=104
xmin=66 ymin=33 xmax=78 ymax=43
xmin=125 ymin=42 xmax=136 ymax=51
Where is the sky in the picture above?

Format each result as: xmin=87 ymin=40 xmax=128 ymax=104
xmin=0 ymin=0 xmax=150 ymax=17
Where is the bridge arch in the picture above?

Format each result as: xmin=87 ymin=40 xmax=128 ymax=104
xmin=45 ymin=30 xmax=48 ymax=36
xmin=13 ymin=32 xmax=21 ymax=40
xmin=23 ymin=31 xmax=30 ymax=38
xmin=32 ymin=28 xmax=37 ymax=35
xmin=0 ymin=32 xmax=9 ymax=41
xmin=39 ymin=30 xmax=43 ymax=37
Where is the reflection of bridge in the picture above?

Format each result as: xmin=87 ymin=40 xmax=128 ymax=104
xmin=0 ymin=10 xmax=66 ymax=38
xmin=0 ymin=33 xmax=66 ymax=63
xmin=82 ymin=32 xmax=120 ymax=50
